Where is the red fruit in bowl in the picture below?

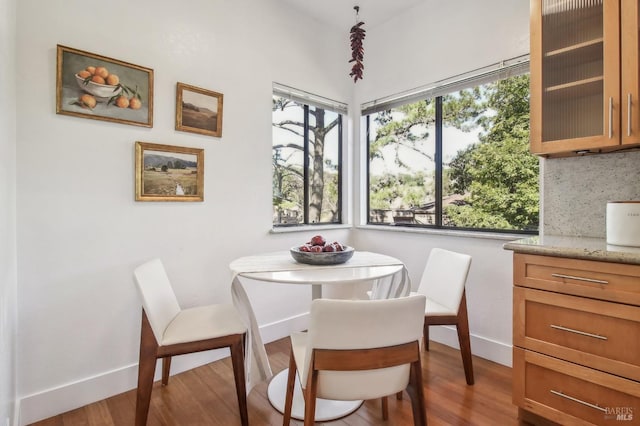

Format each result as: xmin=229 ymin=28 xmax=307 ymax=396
xmin=332 ymin=242 xmax=344 ymax=251
xmin=310 ymin=235 xmax=326 ymax=246
xmin=323 ymin=244 xmax=335 ymax=252
xmin=299 ymin=245 xmax=311 ymax=252
xmin=310 ymin=236 xmax=324 ymax=246
xmin=309 ymin=245 xmax=323 ymax=252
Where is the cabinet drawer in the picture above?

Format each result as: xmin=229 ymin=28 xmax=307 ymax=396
xmin=514 ymin=253 xmax=640 ymax=306
xmin=514 ymin=286 xmax=640 ymax=381
xmin=513 ymin=348 xmax=640 ymax=425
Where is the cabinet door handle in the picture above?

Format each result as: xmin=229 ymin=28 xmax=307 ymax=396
xmin=628 ymin=93 xmax=632 ymax=137
xmin=551 ymin=273 xmax=608 ymax=284
xmin=550 ymin=324 xmax=608 ymax=340
xmin=550 ymin=390 xmax=607 ymax=413
xmin=609 ymin=96 xmax=613 ymax=138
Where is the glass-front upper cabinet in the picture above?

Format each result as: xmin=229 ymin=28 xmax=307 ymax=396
xmin=622 ymin=0 xmax=640 ymax=146
xmin=530 ymin=0 xmax=621 ymax=155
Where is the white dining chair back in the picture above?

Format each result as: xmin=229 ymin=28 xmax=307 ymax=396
xmin=416 ymin=248 xmax=471 ymax=315
xmin=303 ymin=295 xmax=426 ymax=400
xmin=283 ymin=294 xmax=428 ymax=425
xmin=133 ymin=258 xmax=181 ymax=343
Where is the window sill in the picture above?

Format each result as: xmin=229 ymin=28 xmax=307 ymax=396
xmin=355 ymin=224 xmax=536 ymax=241
xmin=270 ymin=224 xmax=353 ymax=234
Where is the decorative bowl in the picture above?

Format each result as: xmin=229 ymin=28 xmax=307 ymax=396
xmin=75 ymin=74 xmax=122 ymax=100
xmin=290 ymin=246 xmax=354 ymax=265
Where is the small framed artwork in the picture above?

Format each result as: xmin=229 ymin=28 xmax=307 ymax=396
xmin=56 ymin=45 xmax=154 ymax=127
xmin=135 ymin=142 xmax=204 ymax=202
xmin=175 ymin=82 xmax=224 ymax=137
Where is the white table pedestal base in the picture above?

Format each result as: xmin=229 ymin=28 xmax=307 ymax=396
xmin=267 ymin=369 xmax=363 ymax=422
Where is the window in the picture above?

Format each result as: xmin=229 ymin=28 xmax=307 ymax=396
xmin=364 ymin=57 xmax=538 ymax=233
xmin=272 ymin=83 xmax=346 ymax=226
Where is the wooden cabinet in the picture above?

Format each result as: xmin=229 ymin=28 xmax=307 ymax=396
xmin=530 ymin=0 xmax=640 ymax=156
xmin=512 ymin=253 xmax=640 ymax=425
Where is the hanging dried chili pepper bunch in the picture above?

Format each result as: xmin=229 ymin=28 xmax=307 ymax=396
xmin=349 ymin=17 xmax=366 ymax=82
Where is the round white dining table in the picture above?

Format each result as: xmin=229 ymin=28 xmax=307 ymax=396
xmin=229 ymin=250 xmax=410 ymax=422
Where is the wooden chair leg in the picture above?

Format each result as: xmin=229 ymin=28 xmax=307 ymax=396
xmin=303 ymin=370 xmax=319 ymax=426
xmin=283 ymin=347 xmax=297 ymax=426
xmin=381 ymin=396 xmax=389 ymax=420
xmin=456 ymin=295 xmax=474 ymax=385
xmin=230 ymin=335 xmax=249 ymax=426
xmin=161 ymin=357 xmax=171 ymax=386
xmin=136 ymin=312 xmax=159 ymax=426
xmin=382 ymin=389 xmax=404 ymax=418
xmin=423 ymin=321 xmax=430 ymax=351
xmin=406 ymin=359 xmax=427 ymax=426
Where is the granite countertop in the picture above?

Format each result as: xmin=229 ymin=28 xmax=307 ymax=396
xmin=503 ymin=235 xmax=640 ymax=265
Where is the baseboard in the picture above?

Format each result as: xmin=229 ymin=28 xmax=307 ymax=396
xmin=19 ymin=361 xmax=140 ymax=425
xmin=259 ymin=312 xmax=309 ymax=344
xmin=428 ymin=325 xmax=512 ymax=367
xmin=18 ymin=313 xmax=309 ymax=425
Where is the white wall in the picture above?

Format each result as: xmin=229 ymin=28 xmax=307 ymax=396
xmin=15 ymin=0 xmax=351 ymax=423
xmin=0 ymin=0 xmax=18 ymax=424
xmin=355 ymin=0 xmax=530 ymax=102
xmin=352 ymin=0 xmax=530 ymax=366
xmin=14 ymin=0 xmax=532 ymax=423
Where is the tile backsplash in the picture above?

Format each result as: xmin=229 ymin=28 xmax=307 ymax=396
xmin=542 ymin=150 xmax=640 ymax=238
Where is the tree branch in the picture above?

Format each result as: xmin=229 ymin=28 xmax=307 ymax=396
xmin=272 ymin=120 xmax=304 ymax=138
xmin=273 ymin=143 xmax=303 ymax=151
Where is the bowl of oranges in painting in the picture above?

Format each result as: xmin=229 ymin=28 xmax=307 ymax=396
xmin=290 ymin=235 xmax=354 ymax=265
xmin=74 ymin=65 xmax=142 ymax=110
xmin=75 ymin=66 xmax=123 ymax=99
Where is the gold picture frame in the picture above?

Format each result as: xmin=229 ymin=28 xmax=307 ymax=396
xmin=56 ymin=45 xmax=154 ymax=127
xmin=175 ymin=82 xmax=223 ymax=137
xmin=135 ymin=142 xmax=204 ymax=202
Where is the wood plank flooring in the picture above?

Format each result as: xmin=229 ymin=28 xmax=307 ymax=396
xmin=29 ymin=338 xmax=519 ymax=425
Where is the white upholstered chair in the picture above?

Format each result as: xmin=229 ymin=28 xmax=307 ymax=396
xmin=282 ymin=294 xmax=428 ymax=426
xmin=133 ymin=258 xmax=248 ymax=426
xmin=416 ymin=248 xmax=474 ymax=385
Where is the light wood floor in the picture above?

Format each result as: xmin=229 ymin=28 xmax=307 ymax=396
xmin=30 ymin=338 xmax=519 ymax=425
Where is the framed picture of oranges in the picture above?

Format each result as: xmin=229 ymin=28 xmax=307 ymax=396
xmin=56 ymin=45 xmax=154 ymax=127
xmin=135 ymin=141 xmax=204 ymax=202
xmin=175 ymin=82 xmax=224 ymax=137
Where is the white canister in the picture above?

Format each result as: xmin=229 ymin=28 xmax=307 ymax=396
xmin=606 ymin=201 xmax=640 ymax=247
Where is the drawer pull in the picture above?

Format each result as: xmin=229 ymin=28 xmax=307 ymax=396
xmin=550 ymin=390 xmax=607 ymax=413
xmin=550 ymin=324 xmax=607 ymax=340
xmin=551 ymin=273 xmax=608 ymax=285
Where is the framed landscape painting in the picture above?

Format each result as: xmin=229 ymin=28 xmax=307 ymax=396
xmin=135 ymin=142 xmax=204 ymax=202
xmin=56 ymin=45 xmax=154 ymax=127
xmin=175 ymin=82 xmax=223 ymax=137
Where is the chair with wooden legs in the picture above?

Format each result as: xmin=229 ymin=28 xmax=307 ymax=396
xmin=133 ymin=258 xmax=249 ymax=426
xmin=282 ymin=294 xmax=428 ymax=426
xmin=416 ymin=248 xmax=474 ymax=385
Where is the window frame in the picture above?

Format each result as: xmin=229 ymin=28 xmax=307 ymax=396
xmin=272 ymin=83 xmax=346 ymax=228
xmin=363 ymin=56 xmax=537 ymax=235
